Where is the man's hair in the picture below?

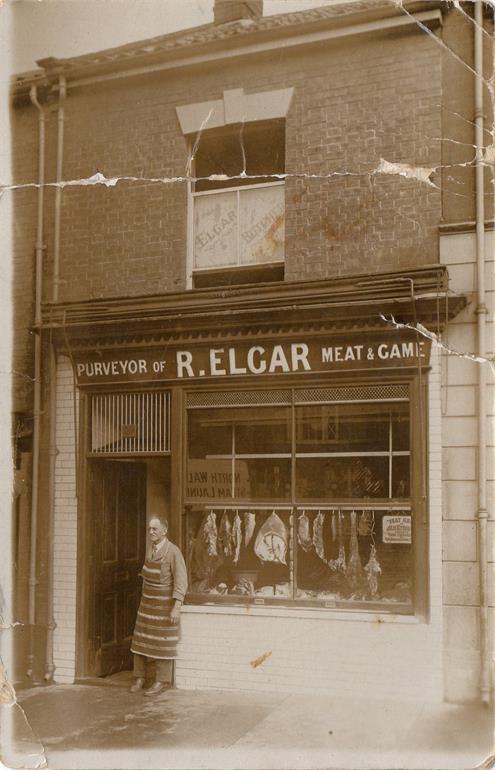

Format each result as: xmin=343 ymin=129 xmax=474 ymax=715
xmin=149 ymin=516 xmax=169 ymax=531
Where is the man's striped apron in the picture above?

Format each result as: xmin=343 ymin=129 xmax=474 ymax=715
xmin=130 ymin=550 xmax=180 ymax=660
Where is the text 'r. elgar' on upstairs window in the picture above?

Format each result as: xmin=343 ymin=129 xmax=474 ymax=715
xmin=191 ymin=120 xmax=285 ymax=288
xmin=176 ymin=87 xmax=294 ymax=289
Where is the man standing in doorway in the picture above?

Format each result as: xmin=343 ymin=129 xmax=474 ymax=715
xmin=130 ymin=517 xmax=188 ymax=695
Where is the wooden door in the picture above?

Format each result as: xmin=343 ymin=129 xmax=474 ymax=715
xmin=92 ymin=461 xmax=146 ymax=677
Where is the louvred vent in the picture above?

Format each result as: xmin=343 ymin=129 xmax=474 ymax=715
xmin=91 ymin=391 xmax=171 ymax=454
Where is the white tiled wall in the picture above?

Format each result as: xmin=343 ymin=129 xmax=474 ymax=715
xmin=53 ymin=356 xmax=79 ymax=683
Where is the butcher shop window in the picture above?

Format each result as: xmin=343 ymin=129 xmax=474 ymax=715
xmin=184 ymin=384 xmax=420 ymax=613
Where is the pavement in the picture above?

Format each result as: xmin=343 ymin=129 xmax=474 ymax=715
xmin=3 ymin=672 xmax=494 ymax=770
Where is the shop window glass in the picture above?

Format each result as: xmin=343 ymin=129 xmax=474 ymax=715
xmin=184 ymin=387 xmax=416 ymax=613
xmin=296 ymin=509 xmax=412 ymax=607
xmin=296 ymin=457 xmax=389 ymax=500
xmin=238 ymin=459 xmax=291 ymax=501
xmin=187 ymin=406 xmax=291 ymax=501
xmin=235 ymin=410 xmax=291 ymax=454
xmin=187 ymin=508 xmax=291 ymax=597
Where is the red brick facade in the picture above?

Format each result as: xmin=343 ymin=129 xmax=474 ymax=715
xmin=13 ymin=31 xmax=443 ymax=307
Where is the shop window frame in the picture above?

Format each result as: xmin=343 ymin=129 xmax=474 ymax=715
xmin=182 ymin=375 xmax=428 ymax=617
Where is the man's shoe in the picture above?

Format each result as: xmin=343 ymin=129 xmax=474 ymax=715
xmin=129 ymin=678 xmax=145 ymax=693
xmin=144 ymin=681 xmax=168 ymax=696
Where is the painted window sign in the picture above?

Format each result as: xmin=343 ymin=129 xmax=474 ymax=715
xmin=74 ymin=333 xmax=430 ymax=384
xmin=193 ymin=183 xmax=285 ymax=269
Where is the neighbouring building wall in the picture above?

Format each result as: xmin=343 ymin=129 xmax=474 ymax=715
xmin=440 ymin=231 xmax=495 ymax=701
xmin=440 ymin=8 xmax=494 ymax=226
xmin=53 ymin=356 xmax=79 ymax=683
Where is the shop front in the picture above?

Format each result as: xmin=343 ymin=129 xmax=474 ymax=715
xmin=45 ymin=267 xmax=464 ymax=698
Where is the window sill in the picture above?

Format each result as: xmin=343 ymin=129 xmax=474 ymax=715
xmin=181 ymin=603 xmax=421 ymax=624
xmin=192 ymin=262 xmax=284 ymax=288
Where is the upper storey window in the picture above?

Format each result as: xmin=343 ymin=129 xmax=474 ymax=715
xmin=193 ymin=120 xmax=285 ymax=285
xmin=176 ymin=88 xmax=293 ymax=288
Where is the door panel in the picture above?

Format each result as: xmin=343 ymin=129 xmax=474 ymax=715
xmin=92 ymin=461 xmax=146 ymax=677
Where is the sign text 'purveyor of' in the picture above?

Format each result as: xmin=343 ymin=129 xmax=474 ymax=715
xmin=74 ymin=332 xmax=431 ymax=384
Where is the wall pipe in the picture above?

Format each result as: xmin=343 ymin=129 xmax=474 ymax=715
xmin=44 ymin=74 xmax=66 ymax=681
xmin=27 ymin=86 xmax=45 ymax=679
xmin=473 ymin=0 xmax=491 ymax=705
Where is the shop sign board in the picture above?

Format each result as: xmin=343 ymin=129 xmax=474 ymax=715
xmin=382 ymin=515 xmax=412 ymax=544
xmin=73 ymin=332 xmax=431 ymax=385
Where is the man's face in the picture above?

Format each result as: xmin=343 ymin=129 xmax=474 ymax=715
xmin=148 ymin=519 xmax=166 ymax=544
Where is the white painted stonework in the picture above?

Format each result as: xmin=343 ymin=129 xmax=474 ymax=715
xmin=440 ymin=230 xmax=495 ymax=702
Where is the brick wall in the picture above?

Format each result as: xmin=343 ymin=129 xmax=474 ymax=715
xmin=12 ymin=30 xmax=442 ymax=304
xmin=440 ymin=231 xmax=495 ymax=701
xmin=53 ymin=356 xmax=79 ymax=683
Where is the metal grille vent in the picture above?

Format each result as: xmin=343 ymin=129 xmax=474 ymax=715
xmin=91 ymin=392 xmax=171 ymax=455
xmin=294 ymin=384 xmax=409 ymax=404
xmin=187 ymin=390 xmax=292 ymax=408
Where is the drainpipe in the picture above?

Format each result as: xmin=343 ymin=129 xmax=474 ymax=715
xmin=473 ymin=0 xmax=490 ymax=705
xmin=45 ymin=74 xmax=66 ymax=681
xmin=27 ymin=86 xmax=45 ymax=679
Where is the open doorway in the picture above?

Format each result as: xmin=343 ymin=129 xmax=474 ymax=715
xmin=87 ymin=457 xmax=170 ymax=677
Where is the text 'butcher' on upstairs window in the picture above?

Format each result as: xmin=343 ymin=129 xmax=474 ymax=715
xmin=176 ymin=87 xmax=294 ymax=289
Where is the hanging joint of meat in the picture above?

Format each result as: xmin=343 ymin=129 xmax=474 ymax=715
xmin=297 ymin=511 xmax=313 ymax=552
xmin=312 ymin=510 xmax=326 ymax=562
xmin=205 ymin=510 xmax=218 ymax=557
xmin=346 ymin=510 xmax=363 ymax=589
xmin=244 ymin=511 xmax=256 ymax=547
xmin=219 ymin=510 xmax=234 ymax=557
xmin=254 ymin=511 xmax=288 ymax=565
xmin=232 ymin=511 xmax=242 ymax=564
xmin=364 ymin=544 xmax=382 ymax=598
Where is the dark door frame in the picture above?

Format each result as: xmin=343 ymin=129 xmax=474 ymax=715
xmin=75 ymin=388 xmax=182 ymax=679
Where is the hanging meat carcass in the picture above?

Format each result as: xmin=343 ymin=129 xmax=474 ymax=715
xmin=358 ymin=510 xmax=373 ymax=537
xmin=364 ymin=544 xmax=381 ymax=598
xmin=204 ymin=510 xmax=218 ymax=557
xmin=346 ymin=510 xmax=363 ymax=589
xmin=244 ymin=511 xmax=256 ymax=547
xmin=297 ymin=511 xmax=313 ymax=552
xmin=232 ymin=511 xmax=242 ymax=563
xmin=218 ymin=510 xmax=233 ymax=557
xmin=190 ymin=511 xmax=221 ymax=592
xmin=328 ymin=510 xmax=346 ymax=572
xmin=254 ymin=511 xmax=288 ymax=565
xmin=313 ymin=511 xmax=326 ymax=562
xmin=331 ymin=510 xmax=337 ymax=542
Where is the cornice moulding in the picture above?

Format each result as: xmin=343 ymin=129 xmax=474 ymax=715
xmin=11 ymin=1 xmax=443 ymax=98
